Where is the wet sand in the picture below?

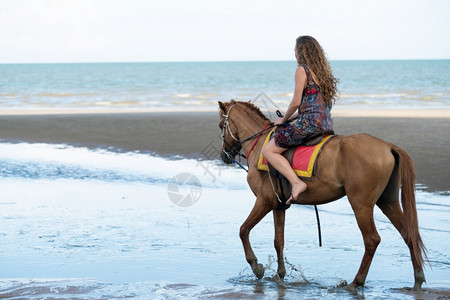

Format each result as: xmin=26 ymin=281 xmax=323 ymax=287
xmin=0 ymin=111 xmax=448 ymax=194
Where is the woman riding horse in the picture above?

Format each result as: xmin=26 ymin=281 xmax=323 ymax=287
xmin=217 ymin=37 xmax=427 ymax=291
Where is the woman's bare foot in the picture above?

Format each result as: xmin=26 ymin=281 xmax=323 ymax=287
xmin=287 ymin=181 xmax=307 ymax=204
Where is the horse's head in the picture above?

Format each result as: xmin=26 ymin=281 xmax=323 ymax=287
xmin=218 ymin=100 xmax=242 ymax=164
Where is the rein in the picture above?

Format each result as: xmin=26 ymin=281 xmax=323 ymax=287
xmin=246 ymin=124 xmax=271 ymax=158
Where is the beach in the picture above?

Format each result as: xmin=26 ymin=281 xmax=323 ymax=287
xmin=0 ymin=108 xmax=449 ymax=300
xmin=1 ymin=60 xmax=449 ymax=299
xmin=0 ymin=109 xmax=449 ymax=299
xmin=0 ymin=109 xmax=448 ymax=194
xmin=2 ymin=0 xmax=450 ymax=296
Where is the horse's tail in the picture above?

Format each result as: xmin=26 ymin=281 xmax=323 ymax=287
xmin=392 ymin=146 xmax=428 ymax=269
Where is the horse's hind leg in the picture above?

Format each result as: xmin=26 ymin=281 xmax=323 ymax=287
xmin=240 ymin=196 xmax=273 ymax=279
xmin=377 ymin=202 xmax=425 ymax=290
xmin=377 ymin=192 xmax=426 ymax=290
xmin=348 ymin=202 xmax=381 ymax=289
xmin=273 ymin=208 xmax=286 ymax=279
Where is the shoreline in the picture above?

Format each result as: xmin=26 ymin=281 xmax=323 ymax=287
xmin=0 ymin=107 xmax=449 ymax=118
xmin=0 ymin=111 xmax=448 ymax=194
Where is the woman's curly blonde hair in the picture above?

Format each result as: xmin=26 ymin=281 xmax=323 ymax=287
xmin=295 ymin=36 xmax=339 ymax=104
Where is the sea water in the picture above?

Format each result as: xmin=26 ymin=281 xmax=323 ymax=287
xmin=0 ymin=143 xmax=449 ymax=299
xmin=0 ymin=60 xmax=449 ymax=111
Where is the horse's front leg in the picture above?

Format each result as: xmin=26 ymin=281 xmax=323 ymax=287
xmin=273 ymin=208 xmax=286 ymax=279
xmin=240 ymin=196 xmax=272 ymax=279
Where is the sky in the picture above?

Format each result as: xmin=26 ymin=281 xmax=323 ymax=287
xmin=0 ymin=0 xmax=449 ymax=63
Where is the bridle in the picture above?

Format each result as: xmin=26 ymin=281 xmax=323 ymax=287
xmin=220 ymin=104 xmax=274 ymax=165
xmin=220 ymin=104 xmax=243 ymax=163
xmin=220 ymin=104 xmax=240 ymax=145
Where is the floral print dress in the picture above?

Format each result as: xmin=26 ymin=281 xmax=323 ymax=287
xmin=274 ymin=64 xmax=333 ymax=148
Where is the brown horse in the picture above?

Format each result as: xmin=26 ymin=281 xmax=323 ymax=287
xmin=218 ymin=100 xmax=427 ymax=291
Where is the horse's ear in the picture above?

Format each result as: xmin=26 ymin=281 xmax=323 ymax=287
xmin=218 ymin=101 xmax=227 ymax=112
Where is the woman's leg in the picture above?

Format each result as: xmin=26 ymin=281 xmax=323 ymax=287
xmin=262 ymin=139 xmax=307 ymax=204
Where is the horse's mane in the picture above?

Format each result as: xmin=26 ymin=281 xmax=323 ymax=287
xmin=235 ymin=101 xmax=271 ymax=122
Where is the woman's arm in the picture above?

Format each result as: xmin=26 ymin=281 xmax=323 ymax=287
xmin=288 ymin=112 xmax=299 ymax=121
xmin=274 ymin=67 xmax=307 ymax=125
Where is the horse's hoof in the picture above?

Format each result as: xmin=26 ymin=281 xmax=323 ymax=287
xmin=413 ymin=282 xmax=423 ymax=291
xmin=413 ymin=270 xmax=425 ymax=291
xmin=344 ymin=282 xmax=357 ymax=292
xmin=277 ymin=267 xmax=286 ymax=279
xmin=252 ymin=263 xmax=265 ymax=279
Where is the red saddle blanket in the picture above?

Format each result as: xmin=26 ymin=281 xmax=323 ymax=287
xmin=257 ymin=128 xmax=333 ymax=178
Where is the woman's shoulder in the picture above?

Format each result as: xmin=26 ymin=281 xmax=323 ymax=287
xmin=295 ymin=65 xmax=307 ymax=78
xmin=296 ymin=64 xmax=307 ymax=72
xmin=297 ymin=64 xmax=318 ymax=86
xmin=296 ymin=64 xmax=313 ymax=79
xmin=295 ymin=65 xmax=309 ymax=89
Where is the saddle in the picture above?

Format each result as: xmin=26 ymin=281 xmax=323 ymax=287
xmin=258 ymin=130 xmax=335 ymax=209
xmin=269 ymin=130 xmax=334 ymax=174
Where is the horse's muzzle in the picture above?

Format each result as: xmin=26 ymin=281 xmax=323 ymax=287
xmin=220 ymin=150 xmax=234 ymax=164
